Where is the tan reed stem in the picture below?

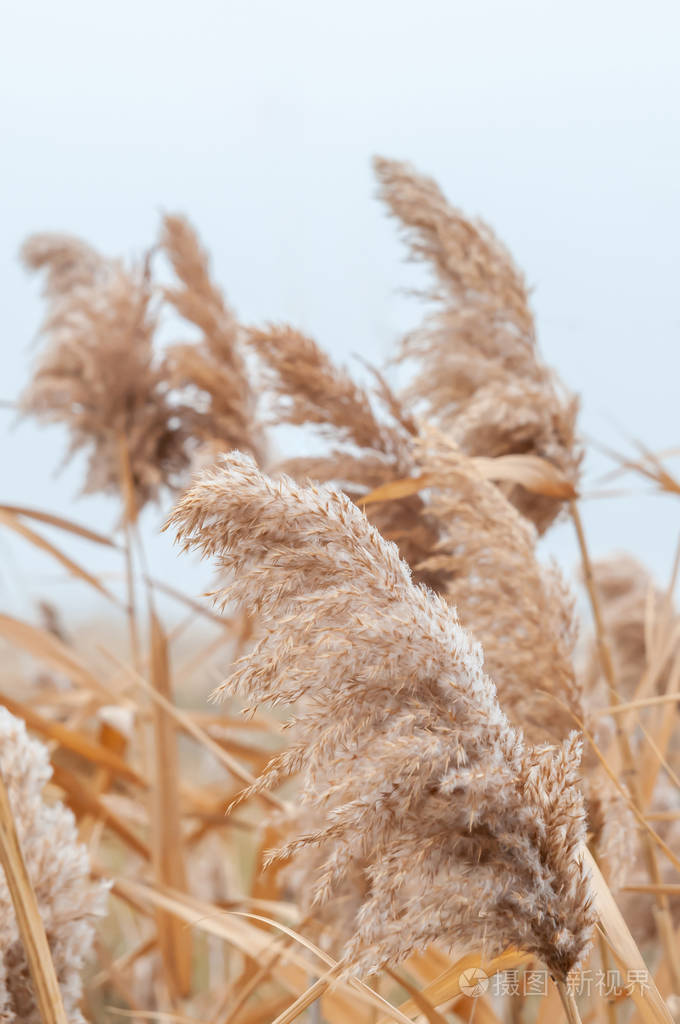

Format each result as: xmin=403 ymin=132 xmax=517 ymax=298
xmin=0 ymin=766 xmax=69 ymax=1024
xmin=117 ymin=433 xmax=141 ymax=672
xmin=556 ymin=979 xmax=582 ymax=1024
xmin=597 ymin=932 xmax=618 ymax=1024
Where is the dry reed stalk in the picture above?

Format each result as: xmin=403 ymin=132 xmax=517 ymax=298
xmin=556 ymin=980 xmax=582 ymax=1024
xmin=583 ymin=848 xmax=674 ymax=1024
xmin=584 ymin=556 xmax=680 ymax=953
xmin=570 ymin=503 xmax=680 ymax=991
xmin=148 ymin=606 xmax=193 ymax=1000
xmin=603 ymin=442 xmax=680 ymax=500
xmin=168 ymin=453 xmax=595 ymax=980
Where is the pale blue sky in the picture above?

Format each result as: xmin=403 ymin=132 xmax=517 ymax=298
xmin=1 ymin=0 xmax=679 ymax=620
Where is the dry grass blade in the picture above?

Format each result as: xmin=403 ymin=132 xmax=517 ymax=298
xmin=601 ymin=441 xmax=680 ymax=497
xmin=0 ymin=503 xmax=120 ymax=547
xmin=148 ymin=606 xmax=193 ymax=998
xmin=386 ymin=951 xmax=532 ymax=1020
xmin=0 ymin=767 xmax=69 ymax=1024
xmin=0 ymin=693 xmax=147 ymax=788
xmin=106 ymin=1010 xmax=203 ymax=1023
xmin=0 ymin=508 xmax=123 ymax=605
xmin=361 ymin=473 xmax=438 ymax=505
xmin=361 ymin=453 xmax=577 ymax=507
xmin=269 ymin=973 xmax=334 ymax=1024
xmin=469 ymin=453 xmax=578 ymax=499
xmin=0 ymin=612 xmax=114 ymax=697
xmin=268 ymin=968 xmax=415 ymax=1024
xmin=583 ymin=849 xmax=673 ymax=1024
xmin=382 ymin=968 xmax=449 ymax=1024
xmin=51 ymin=761 xmax=151 ymax=860
xmin=623 ymin=885 xmax=680 ymax=896
xmin=110 ymin=878 xmax=409 ymax=1023
xmin=100 ymin=645 xmax=288 ymax=811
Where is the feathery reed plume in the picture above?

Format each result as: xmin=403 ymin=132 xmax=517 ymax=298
xmin=160 ymin=214 xmax=264 ymax=461
xmin=374 ymin=156 xmax=581 ymax=533
xmin=249 ymin=323 xmax=411 ymax=452
xmin=410 ymin=430 xmax=631 ymax=884
xmin=167 ymin=453 xmax=595 ymax=979
xmin=414 ymin=430 xmax=583 ymax=744
xmin=21 ymin=234 xmax=190 ymax=514
xmin=20 ymin=235 xmax=103 ymax=298
xmin=0 ymin=707 xmax=108 ymax=1023
xmin=249 ymin=323 xmax=447 ymax=588
xmin=246 ymin=320 xmax=627 ymax=883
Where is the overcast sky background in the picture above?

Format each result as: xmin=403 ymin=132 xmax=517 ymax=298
xmin=1 ymin=0 xmax=678 ymax=624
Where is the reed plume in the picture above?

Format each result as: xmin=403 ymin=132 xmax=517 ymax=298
xmin=396 ymin=430 xmax=630 ymax=884
xmin=413 ymin=429 xmax=583 ymax=745
xmin=374 ymin=155 xmax=581 ymax=533
xmin=160 ymin=214 xmax=264 ymax=462
xmin=250 ymin=337 xmax=584 ymax=746
xmin=167 ymin=452 xmax=595 ymax=979
xmin=0 ymin=707 xmax=108 ymax=1023
xmin=21 ymin=234 xmax=190 ymax=514
xmin=249 ymin=323 xmax=447 ymax=588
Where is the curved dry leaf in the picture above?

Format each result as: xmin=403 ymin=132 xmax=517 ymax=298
xmin=0 ymin=503 xmax=119 ymax=547
xmin=469 ymin=453 xmax=578 ymax=498
xmin=385 ymin=950 xmax=532 ymax=1021
xmin=361 ymin=474 xmax=436 ymax=505
xmin=361 ymin=454 xmax=576 ymax=508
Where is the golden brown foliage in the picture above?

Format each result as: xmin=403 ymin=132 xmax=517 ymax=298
xmin=5 ymin=157 xmax=678 ymax=1024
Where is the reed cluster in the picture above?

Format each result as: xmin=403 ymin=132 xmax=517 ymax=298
xmin=0 ymin=156 xmax=676 ymax=1024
